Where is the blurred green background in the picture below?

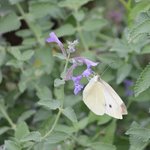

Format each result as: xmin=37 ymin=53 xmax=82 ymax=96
xmin=0 ymin=0 xmax=150 ymax=150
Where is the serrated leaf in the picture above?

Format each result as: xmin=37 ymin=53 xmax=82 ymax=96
xmin=36 ymin=86 xmax=52 ymax=100
xmin=83 ymin=19 xmax=107 ymax=31
xmin=0 ymin=12 xmax=21 ymax=34
xmin=116 ymin=63 xmax=132 ymax=84
xmin=9 ymin=48 xmax=21 ymax=60
xmin=62 ymin=107 xmax=77 ymax=123
xmin=54 ymin=78 xmax=65 ymax=87
xmin=29 ymin=2 xmax=64 ymax=19
xmin=0 ymin=126 xmax=10 ymax=135
xmin=59 ymin=0 xmax=93 ymax=10
xmin=4 ymin=140 xmax=21 ymax=150
xmin=129 ymin=20 xmax=150 ymax=42
xmin=15 ymin=122 xmax=30 ymax=140
xmin=18 ymin=110 xmax=36 ymax=123
xmin=21 ymin=50 xmax=34 ymax=61
xmin=38 ymin=100 xmax=61 ymax=110
xmin=20 ymin=131 xmax=41 ymax=142
xmin=55 ymin=24 xmax=76 ymax=37
xmin=46 ymin=132 xmax=69 ymax=144
xmin=134 ymin=63 xmax=150 ymax=96
xmin=129 ymin=0 xmax=150 ymax=20
xmin=126 ymin=122 xmax=150 ymax=150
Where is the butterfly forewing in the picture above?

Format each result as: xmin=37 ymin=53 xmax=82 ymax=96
xmin=83 ymin=76 xmax=105 ymax=115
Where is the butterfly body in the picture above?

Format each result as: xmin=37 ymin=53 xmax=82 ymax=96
xmin=83 ymin=75 xmax=127 ymax=119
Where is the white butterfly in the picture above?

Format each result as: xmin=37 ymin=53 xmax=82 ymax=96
xmin=83 ymin=75 xmax=127 ymax=119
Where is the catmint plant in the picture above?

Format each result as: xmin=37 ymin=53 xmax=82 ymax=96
xmin=46 ymin=32 xmax=98 ymax=95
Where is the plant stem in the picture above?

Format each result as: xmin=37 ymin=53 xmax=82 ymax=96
xmin=41 ymin=108 xmax=62 ymax=140
xmin=76 ymin=20 xmax=88 ymax=51
xmin=119 ymin=0 xmax=131 ymax=11
xmin=16 ymin=3 xmax=42 ymax=46
xmin=0 ymin=105 xmax=16 ymax=130
xmin=63 ymin=53 xmax=70 ymax=74
xmin=41 ymin=53 xmax=70 ymax=140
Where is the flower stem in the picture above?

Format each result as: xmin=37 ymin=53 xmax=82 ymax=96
xmin=0 ymin=105 xmax=16 ymax=130
xmin=41 ymin=108 xmax=62 ymax=140
xmin=76 ymin=20 xmax=89 ymax=51
xmin=16 ymin=3 xmax=43 ymax=46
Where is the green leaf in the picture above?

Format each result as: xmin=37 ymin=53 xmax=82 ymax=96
xmin=0 ymin=47 xmax=6 ymax=66
xmin=55 ymin=24 xmax=76 ymax=37
xmin=73 ymin=10 xmax=85 ymax=21
xmin=116 ymin=63 xmax=132 ymax=84
xmin=0 ymin=126 xmax=10 ymax=135
xmin=54 ymin=78 xmax=65 ymax=87
xmin=90 ymin=142 xmax=116 ymax=150
xmin=46 ymin=132 xmax=69 ymax=144
xmin=8 ymin=0 xmax=24 ymax=5
xmin=129 ymin=19 xmax=150 ymax=42
xmin=0 ymin=70 xmax=2 ymax=84
xmin=59 ymin=0 xmax=93 ymax=10
xmin=8 ymin=48 xmax=21 ymax=60
xmin=36 ymin=86 xmax=52 ymax=101
xmin=126 ymin=122 xmax=150 ymax=150
xmin=4 ymin=140 xmax=21 ymax=150
xmin=21 ymin=50 xmax=34 ymax=61
xmin=34 ymin=47 xmax=54 ymax=74
xmin=82 ymin=19 xmax=107 ymax=31
xmin=0 ymin=12 xmax=21 ymax=34
xmin=134 ymin=63 xmax=150 ymax=96
xmin=141 ymin=44 xmax=150 ymax=54
xmin=15 ymin=122 xmax=30 ymax=140
xmin=21 ymin=131 xmax=41 ymax=142
xmin=29 ymin=2 xmax=64 ymax=19
xmin=130 ymin=0 xmax=150 ymax=20
xmin=62 ymin=107 xmax=78 ymax=123
xmin=38 ymin=100 xmax=61 ymax=110
xmin=18 ymin=110 xmax=36 ymax=123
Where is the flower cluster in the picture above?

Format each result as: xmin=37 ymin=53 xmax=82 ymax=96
xmin=46 ymin=32 xmax=98 ymax=95
xmin=124 ymin=79 xmax=133 ymax=96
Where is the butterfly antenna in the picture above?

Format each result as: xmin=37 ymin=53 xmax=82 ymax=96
xmin=101 ymin=62 xmax=115 ymax=77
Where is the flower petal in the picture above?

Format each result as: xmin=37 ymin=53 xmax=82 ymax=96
xmin=82 ymin=68 xmax=92 ymax=77
xmin=73 ymin=57 xmax=99 ymax=67
xmin=46 ymin=32 xmax=66 ymax=56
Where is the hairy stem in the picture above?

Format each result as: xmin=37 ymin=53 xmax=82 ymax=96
xmin=16 ymin=3 xmax=43 ymax=46
xmin=0 ymin=105 xmax=16 ymax=130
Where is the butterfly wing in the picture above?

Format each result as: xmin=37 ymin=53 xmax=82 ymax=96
xmin=100 ymin=79 xmax=128 ymax=119
xmin=83 ymin=77 xmax=105 ymax=115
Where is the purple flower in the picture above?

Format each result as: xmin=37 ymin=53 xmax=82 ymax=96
xmin=82 ymin=68 xmax=93 ymax=77
xmin=73 ymin=57 xmax=99 ymax=68
xmin=46 ymin=32 xmax=66 ymax=56
xmin=124 ymin=79 xmax=134 ymax=96
xmin=72 ymin=75 xmax=84 ymax=95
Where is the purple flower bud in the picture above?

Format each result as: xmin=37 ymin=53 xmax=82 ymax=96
xmin=46 ymin=32 xmax=66 ymax=56
xmin=124 ymin=79 xmax=134 ymax=96
xmin=72 ymin=75 xmax=84 ymax=95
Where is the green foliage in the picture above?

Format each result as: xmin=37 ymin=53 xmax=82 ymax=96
xmin=134 ymin=63 xmax=150 ymax=96
xmin=0 ymin=0 xmax=150 ymax=149
xmin=126 ymin=122 xmax=150 ymax=150
xmin=0 ymin=12 xmax=21 ymax=34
